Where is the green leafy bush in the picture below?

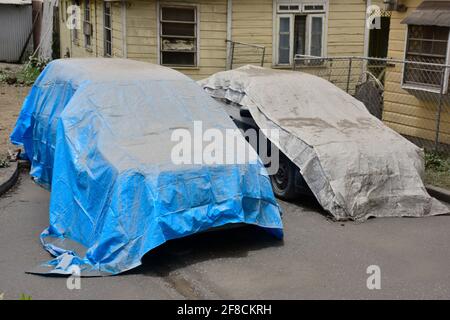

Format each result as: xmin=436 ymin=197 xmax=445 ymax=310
xmin=425 ymin=151 xmax=450 ymax=172
xmin=16 ymin=57 xmax=48 ymax=85
xmin=424 ymin=151 xmax=450 ymax=189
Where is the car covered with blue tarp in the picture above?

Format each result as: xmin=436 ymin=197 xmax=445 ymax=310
xmin=10 ymin=59 xmax=283 ymax=276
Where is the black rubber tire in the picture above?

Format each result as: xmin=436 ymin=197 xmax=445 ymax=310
xmin=270 ymin=154 xmax=298 ymax=200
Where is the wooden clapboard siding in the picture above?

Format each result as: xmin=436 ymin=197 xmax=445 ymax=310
xmin=58 ymin=0 xmax=71 ymax=57
xmin=59 ymin=0 xmax=123 ymax=58
xmin=111 ymin=1 xmax=124 ymax=57
xmin=327 ymin=0 xmax=367 ymax=57
xmin=59 ymin=0 xmax=374 ymax=76
xmin=383 ymin=0 xmax=450 ymax=144
xmin=231 ymin=0 xmax=273 ymax=68
xmin=126 ymin=0 xmax=227 ymax=80
xmin=126 ymin=0 xmax=157 ymax=62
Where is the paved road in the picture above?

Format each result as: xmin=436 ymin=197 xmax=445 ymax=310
xmin=1 ymin=172 xmax=450 ymax=299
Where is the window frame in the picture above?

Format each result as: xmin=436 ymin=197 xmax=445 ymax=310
xmin=274 ymin=11 xmax=327 ymax=66
xmin=302 ymin=3 xmax=326 ymax=13
xmin=277 ymin=3 xmax=301 ymax=14
xmin=71 ymin=0 xmax=80 ymax=45
xmin=103 ymin=1 xmax=112 ymax=57
xmin=401 ymin=24 xmax=450 ymax=94
xmin=277 ymin=14 xmax=294 ymax=65
xmin=307 ymin=14 xmax=325 ymax=57
xmin=84 ymin=0 xmax=91 ymax=49
xmin=157 ymin=3 xmax=200 ymax=68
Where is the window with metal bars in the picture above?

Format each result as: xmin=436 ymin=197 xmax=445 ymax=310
xmin=159 ymin=5 xmax=198 ymax=67
xmin=84 ymin=0 xmax=91 ymax=48
xmin=71 ymin=0 xmax=80 ymax=44
xmin=104 ymin=2 xmax=112 ymax=57
xmin=403 ymin=25 xmax=450 ymax=90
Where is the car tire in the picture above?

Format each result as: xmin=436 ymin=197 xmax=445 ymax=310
xmin=270 ymin=153 xmax=298 ymax=200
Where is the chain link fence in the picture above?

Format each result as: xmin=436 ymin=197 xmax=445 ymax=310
xmin=293 ymin=55 xmax=450 ymax=154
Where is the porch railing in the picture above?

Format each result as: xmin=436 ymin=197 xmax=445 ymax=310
xmin=226 ymin=40 xmax=266 ymax=70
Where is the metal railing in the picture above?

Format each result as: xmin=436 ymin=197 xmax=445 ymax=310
xmin=226 ymin=40 xmax=266 ymax=70
xmin=293 ymin=55 xmax=450 ymax=153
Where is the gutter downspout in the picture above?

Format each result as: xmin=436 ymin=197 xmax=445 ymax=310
xmin=94 ymin=0 xmax=98 ymax=56
xmin=363 ymin=0 xmax=371 ymax=58
xmin=226 ymin=0 xmax=232 ymax=70
xmin=363 ymin=0 xmax=372 ymax=75
xmin=121 ymin=0 xmax=127 ymax=58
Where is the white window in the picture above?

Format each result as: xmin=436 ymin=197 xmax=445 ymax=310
xmin=275 ymin=2 xmax=326 ymax=65
xmin=104 ymin=2 xmax=112 ymax=57
xmin=159 ymin=5 xmax=198 ymax=67
xmin=277 ymin=15 xmax=292 ymax=64
xmin=402 ymin=25 xmax=450 ymax=93
xmin=303 ymin=3 xmax=325 ymax=13
xmin=84 ymin=0 xmax=92 ymax=48
xmin=278 ymin=3 xmax=301 ymax=13
xmin=71 ymin=0 xmax=80 ymax=44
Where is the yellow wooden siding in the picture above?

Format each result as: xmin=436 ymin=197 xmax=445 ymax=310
xmin=58 ymin=0 xmax=71 ymax=57
xmin=59 ymin=0 xmax=124 ymax=58
xmin=231 ymin=0 xmax=273 ymax=68
xmin=126 ymin=0 xmax=157 ymax=62
xmin=327 ymin=0 xmax=366 ymax=56
xmin=111 ymin=1 xmax=124 ymax=57
xmin=383 ymin=0 xmax=450 ymax=144
xmin=60 ymin=0 xmax=372 ymax=79
xmin=126 ymin=0 xmax=227 ymax=80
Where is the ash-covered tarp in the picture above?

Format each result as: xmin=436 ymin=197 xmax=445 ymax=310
xmin=199 ymin=65 xmax=449 ymax=221
xmin=10 ymin=59 xmax=283 ymax=276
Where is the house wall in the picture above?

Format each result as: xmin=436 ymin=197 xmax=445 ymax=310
xmin=126 ymin=0 xmax=227 ymax=80
xmin=231 ymin=0 xmax=273 ymax=67
xmin=327 ymin=0 xmax=367 ymax=57
xmin=59 ymin=0 xmax=375 ymax=79
xmin=383 ymin=0 xmax=450 ymax=145
xmin=267 ymin=0 xmax=374 ymax=93
xmin=59 ymin=0 xmax=124 ymax=58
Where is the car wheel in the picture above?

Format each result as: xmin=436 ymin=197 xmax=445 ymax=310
xmin=270 ymin=154 xmax=297 ymax=200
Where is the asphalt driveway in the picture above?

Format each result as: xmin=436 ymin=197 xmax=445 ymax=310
xmin=1 ymin=172 xmax=450 ymax=299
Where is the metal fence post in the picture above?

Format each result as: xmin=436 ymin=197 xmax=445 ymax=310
xmin=346 ymin=57 xmax=353 ymax=93
xmin=230 ymin=41 xmax=235 ymax=70
xmin=261 ymin=47 xmax=266 ymax=67
xmin=434 ymin=66 xmax=446 ymax=152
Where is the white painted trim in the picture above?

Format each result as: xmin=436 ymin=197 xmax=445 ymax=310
xmin=273 ymin=1 xmax=328 ymax=67
xmin=121 ymin=0 xmax=127 ymax=58
xmin=306 ymin=13 xmax=326 ymax=57
xmin=302 ymin=3 xmax=326 ymax=13
xmin=156 ymin=0 xmax=160 ymax=64
xmin=226 ymin=0 xmax=232 ymax=70
xmin=323 ymin=0 xmax=328 ymax=57
xmin=103 ymin=0 xmax=112 ymax=57
xmin=363 ymin=0 xmax=371 ymax=58
xmin=400 ymin=24 xmax=408 ymax=88
xmin=275 ymin=14 xmax=294 ymax=66
xmin=272 ymin=0 xmax=277 ymax=66
xmin=444 ymin=30 xmax=450 ymax=93
xmin=277 ymin=3 xmax=301 ymax=13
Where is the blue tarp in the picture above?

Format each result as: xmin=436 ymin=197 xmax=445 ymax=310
xmin=10 ymin=59 xmax=283 ymax=276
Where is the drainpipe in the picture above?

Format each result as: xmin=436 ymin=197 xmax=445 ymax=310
xmin=94 ymin=0 xmax=98 ymax=56
xmin=121 ymin=0 xmax=127 ymax=58
xmin=363 ymin=0 xmax=372 ymax=75
xmin=364 ymin=0 xmax=371 ymax=57
xmin=226 ymin=0 xmax=232 ymax=70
